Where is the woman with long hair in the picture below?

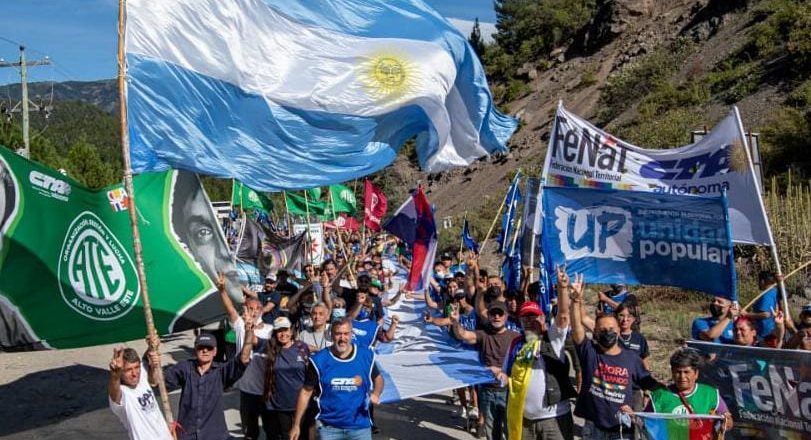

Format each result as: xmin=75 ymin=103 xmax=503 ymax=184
xmin=263 ymin=316 xmax=311 ymax=440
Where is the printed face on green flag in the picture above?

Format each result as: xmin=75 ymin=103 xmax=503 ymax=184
xmin=329 ymin=184 xmax=357 ymax=215
xmin=0 ymin=147 xmax=237 ymax=350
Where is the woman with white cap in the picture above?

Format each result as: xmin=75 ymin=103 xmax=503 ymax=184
xmin=263 ymin=316 xmax=312 ymax=440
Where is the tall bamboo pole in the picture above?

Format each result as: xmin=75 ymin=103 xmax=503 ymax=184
xmin=479 ymin=188 xmax=510 ymax=255
xmin=303 ymin=190 xmax=313 ymax=264
xmin=117 ymin=1 xmax=175 ymax=436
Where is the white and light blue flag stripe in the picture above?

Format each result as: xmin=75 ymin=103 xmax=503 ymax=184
xmin=125 ymin=0 xmax=517 ymax=191
xmin=376 ymin=262 xmax=494 ymax=403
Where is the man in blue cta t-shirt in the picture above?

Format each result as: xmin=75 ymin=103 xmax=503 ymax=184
xmin=289 ymin=318 xmax=384 ymax=440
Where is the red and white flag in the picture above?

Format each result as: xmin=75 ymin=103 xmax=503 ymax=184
xmin=364 ymin=179 xmax=388 ymax=231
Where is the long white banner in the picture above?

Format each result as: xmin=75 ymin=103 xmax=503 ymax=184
xmin=542 ymin=105 xmax=770 ymax=245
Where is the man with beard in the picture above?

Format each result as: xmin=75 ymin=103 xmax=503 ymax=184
xmin=451 ymin=300 xmax=520 ymax=440
xmin=691 ymin=296 xmax=737 ymax=344
xmin=569 ymin=269 xmax=660 ymax=439
xmin=289 ymin=318 xmax=384 ymax=440
xmin=499 ymin=282 xmax=575 ymax=440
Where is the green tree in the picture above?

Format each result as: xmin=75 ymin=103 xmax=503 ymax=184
xmin=66 ymin=138 xmax=117 ymax=189
xmin=469 ymin=18 xmax=486 ymax=59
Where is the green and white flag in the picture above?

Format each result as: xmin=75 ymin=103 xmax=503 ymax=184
xmin=0 ymin=146 xmax=241 ymax=350
xmin=232 ymin=180 xmax=273 ymax=212
xmin=329 ymin=183 xmax=357 ymax=215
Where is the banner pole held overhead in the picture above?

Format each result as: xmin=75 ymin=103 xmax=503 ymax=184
xmin=117 ymin=0 xmax=176 ymax=436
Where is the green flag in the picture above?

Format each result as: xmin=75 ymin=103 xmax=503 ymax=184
xmin=329 ymin=184 xmax=357 ymax=215
xmin=0 ymin=146 xmax=242 ymax=349
xmin=285 ymin=192 xmax=327 ymax=216
xmin=232 ymin=180 xmax=273 ymax=212
xmin=305 ymin=187 xmax=322 ymax=202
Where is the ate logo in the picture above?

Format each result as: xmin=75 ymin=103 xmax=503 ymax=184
xmin=553 ymin=206 xmax=633 ymax=262
xmin=58 ymin=211 xmax=140 ymax=320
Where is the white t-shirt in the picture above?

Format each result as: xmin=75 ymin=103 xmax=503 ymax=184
xmin=109 ymin=364 xmax=173 ymax=440
xmin=521 ymin=322 xmax=571 ymax=420
xmin=233 ymin=317 xmax=273 ymax=395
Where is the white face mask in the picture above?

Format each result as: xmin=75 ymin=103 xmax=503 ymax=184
xmin=332 ymin=308 xmax=346 ymax=320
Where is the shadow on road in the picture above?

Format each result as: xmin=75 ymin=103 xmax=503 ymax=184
xmin=0 ymin=364 xmax=109 ymax=436
xmin=375 ymin=394 xmax=473 ymax=440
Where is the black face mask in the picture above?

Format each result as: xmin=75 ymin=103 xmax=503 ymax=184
xmin=596 ymin=330 xmax=618 ymax=349
xmin=709 ymin=304 xmax=724 ymax=318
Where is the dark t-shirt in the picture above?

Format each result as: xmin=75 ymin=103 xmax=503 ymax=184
xmin=266 ymin=342 xmax=310 ymax=411
xmin=475 ymin=328 xmax=520 ymax=387
xmin=618 ymin=331 xmax=650 ymax=359
xmin=574 ymin=340 xmax=656 ymax=431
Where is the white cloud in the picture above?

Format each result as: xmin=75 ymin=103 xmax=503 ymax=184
xmin=446 ymin=18 xmax=496 ymax=44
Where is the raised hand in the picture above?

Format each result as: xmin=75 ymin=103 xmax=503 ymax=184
xmin=571 ymin=273 xmax=585 ymax=301
xmin=773 ymin=307 xmax=785 ymax=326
xmin=216 ymin=272 xmax=226 ymax=291
xmin=110 ymin=347 xmax=124 ymax=374
xmin=556 ymin=265 xmax=569 ymax=288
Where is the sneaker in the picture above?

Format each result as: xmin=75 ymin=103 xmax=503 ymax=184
xmin=459 ymin=406 xmax=468 ymax=419
xmin=468 ymin=407 xmax=479 ymax=419
xmin=476 ymin=424 xmax=486 ymax=438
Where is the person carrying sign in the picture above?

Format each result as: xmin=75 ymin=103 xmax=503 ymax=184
xmin=644 ymin=348 xmax=733 ymax=431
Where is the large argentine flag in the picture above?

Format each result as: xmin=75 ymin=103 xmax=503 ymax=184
xmin=125 ymin=0 xmax=518 ymax=191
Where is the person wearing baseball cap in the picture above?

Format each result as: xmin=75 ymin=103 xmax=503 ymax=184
xmin=450 ymin=299 xmax=519 ymax=439
xmin=146 ymin=321 xmax=256 ymax=440
xmin=500 ymin=293 xmax=577 ymax=440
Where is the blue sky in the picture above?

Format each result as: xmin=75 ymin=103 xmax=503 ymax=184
xmin=0 ymin=0 xmax=496 ymax=85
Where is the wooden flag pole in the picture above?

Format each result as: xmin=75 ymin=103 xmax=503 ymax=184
xmin=303 ymin=190 xmax=313 ymax=265
xmin=330 ymin=188 xmax=356 ymax=284
xmin=283 ymin=191 xmax=292 ymax=238
xmin=743 ymin=258 xmax=811 ymax=311
xmin=479 ymin=188 xmax=509 ymax=256
xmin=117 ymin=1 xmax=176 ymax=437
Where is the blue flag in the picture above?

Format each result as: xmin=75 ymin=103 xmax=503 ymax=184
xmin=125 ymin=0 xmax=517 ymax=191
xmin=462 ymin=219 xmax=479 ymax=254
xmin=496 ymin=173 xmax=522 ymax=254
xmin=542 ymin=187 xmax=736 ymax=299
xmin=501 ymin=237 xmax=522 ymax=293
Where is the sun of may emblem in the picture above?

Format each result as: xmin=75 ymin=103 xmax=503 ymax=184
xmin=361 ymin=52 xmax=418 ymax=101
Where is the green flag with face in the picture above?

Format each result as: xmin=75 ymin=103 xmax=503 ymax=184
xmin=329 ymin=184 xmax=357 ymax=216
xmin=232 ymin=180 xmax=273 ymax=212
xmin=0 ymin=146 xmax=242 ymax=350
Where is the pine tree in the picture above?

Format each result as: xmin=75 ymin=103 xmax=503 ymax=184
xmin=469 ymin=18 xmax=486 ymax=59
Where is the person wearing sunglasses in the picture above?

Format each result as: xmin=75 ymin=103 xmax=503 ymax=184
xmin=451 ymin=300 xmax=519 ymax=439
xmin=147 ymin=323 xmax=255 ymax=440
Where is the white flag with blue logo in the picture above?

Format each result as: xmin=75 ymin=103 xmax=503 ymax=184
xmin=125 ymin=0 xmax=517 ymax=191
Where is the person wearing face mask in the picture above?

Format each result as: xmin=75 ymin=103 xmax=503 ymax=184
xmin=499 ymin=285 xmax=575 ymax=440
xmin=451 ymin=300 xmax=520 ymax=440
xmin=569 ymin=269 xmax=660 ymax=440
xmin=691 ymin=296 xmax=737 ymax=344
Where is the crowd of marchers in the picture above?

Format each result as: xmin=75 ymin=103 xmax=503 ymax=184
xmin=107 ymin=227 xmax=811 ymax=440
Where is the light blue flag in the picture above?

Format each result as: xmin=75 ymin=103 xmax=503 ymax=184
xmin=125 ymin=0 xmax=518 ymax=191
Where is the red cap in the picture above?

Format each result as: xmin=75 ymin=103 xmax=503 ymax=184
xmin=518 ymin=301 xmax=543 ymax=317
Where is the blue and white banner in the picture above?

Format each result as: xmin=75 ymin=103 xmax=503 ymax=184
xmin=542 ymin=105 xmax=769 ymax=245
xmin=542 ymin=187 xmax=736 ymax=299
xmin=376 ymin=263 xmax=493 ymax=403
xmin=125 ymin=0 xmax=517 ymax=191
